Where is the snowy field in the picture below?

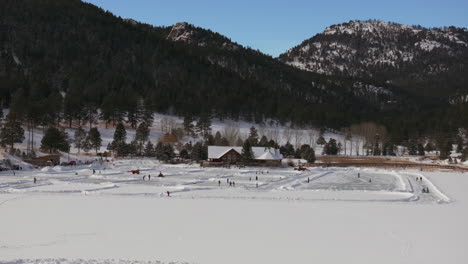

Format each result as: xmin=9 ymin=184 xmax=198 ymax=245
xmin=0 ymin=159 xmax=467 ymax=264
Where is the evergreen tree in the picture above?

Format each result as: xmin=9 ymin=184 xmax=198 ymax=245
xmin=408 ymin=141 xmax=418 ymax=155
xmin=135 ymin=122 xmax=150 ymax=154
xmin=191 ymin=142 xmax=207 ymax=161
xmin=214 ymin=131 xmax=223 ymax=145
xmin=247 ymin=126 xmax=259 ymax=146
xmin=196 ymin=114 xmax=212 ymax=139
xmin=298 ymin=144 xmax=312 ymax=159
xmin=425 ymin=142 xmax=435 ymax=152
xmin=87 ymin=127 xmax=102 ymax=154
xmin=141 ymin=100 xmax=154 ymax=126
xmin=461 ymin=146 xmax=468 ymax=162
xmin=179 ymin=148 xmax=190 ymax=159
xmin=0 ymin=113 xmax=25 ymax=150
xmin=128 ymin=139 xmax=138 ymax=157
xmin=258 ymin=135 xmax=268 ymax=147
xmin=316 ymin=136 xmax=327 ymax=146
xmin=267 ymin=139 xmax=278 ymax=149
xmin=236 ymin=137 xmax=244 ymax=146
xmin=111 ymin=123 xmax=127 ymax=156
xmin=183 ymin=115 xmax=195 ymax=137
xmin=417 ymin=143 xmax=425 ymax=156
xmin=303 ymin=148 xmax=316 ymax=163
xmin=73 ymin=126 xmax=87 ymax=153
xmin=41 ymin=127 xmax=70 ymax=153
xmin=383 ymin=142 xmax=396 ymax=156
xmin=241 ymin=140 xmax=254 ymax=162
xmin=280 ymin=142 xmax=295 ymax=157
xmin=143 ymin=141 xmax=155 ymax=157
xmin=323 ymin=138 xmax=339 ymax=155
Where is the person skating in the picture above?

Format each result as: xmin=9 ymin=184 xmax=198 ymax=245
xmin=307 ymin=177 xmax=310 ymax=183
xmin=158 ymin=171 xmax=164 ymax=177
xmin=148 ymin=175 xmax=151 ymax=181
xmin=143 ymin=175 xmax=146 ymax=181
xmin=218 ymin=180 xmax=221 ymax=186
xmin=33 ymin=177 xmax=37 ymax=184
xmin=166 ymin=191 xmax=170 ymax=197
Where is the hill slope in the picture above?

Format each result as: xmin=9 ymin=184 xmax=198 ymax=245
xmin=279 ymin=20 xmax=468 ymax=102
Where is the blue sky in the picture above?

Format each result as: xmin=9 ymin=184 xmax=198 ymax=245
xmin=84 ymin=0 xmax=468 ymax=57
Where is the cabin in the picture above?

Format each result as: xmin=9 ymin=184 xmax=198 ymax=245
xmin=24 ymin=154 xmax=61 ymax=167
xmin=207 ymin=146 xmax=282 ymax=167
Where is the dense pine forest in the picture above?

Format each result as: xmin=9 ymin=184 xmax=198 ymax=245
xmin=0 ymin=0 xmax=467 ymax=147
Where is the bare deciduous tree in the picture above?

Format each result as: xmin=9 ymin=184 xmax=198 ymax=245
xmin=282 ymin=126 xmax=292 ymax=144
xmin=223 ymin=122 xmax=240 ymax=146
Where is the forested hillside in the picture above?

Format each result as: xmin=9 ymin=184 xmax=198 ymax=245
xmin=0 ymin=0 xmax=467 ymax=144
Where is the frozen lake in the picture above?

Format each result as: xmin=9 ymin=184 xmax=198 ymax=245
xmin=0 ymin=159 xmax=466 ymax=264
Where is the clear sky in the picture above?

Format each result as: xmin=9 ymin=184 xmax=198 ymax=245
xmin=83 ymin=0 xmax=468 ymax=57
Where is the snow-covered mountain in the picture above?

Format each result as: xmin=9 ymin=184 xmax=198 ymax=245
xmin=279 ymin=20 xmax=468 ymax=100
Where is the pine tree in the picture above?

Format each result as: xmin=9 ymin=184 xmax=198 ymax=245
xmin=183 ymin=115 xmax=195 ymax=137
xmin=247 ymin=126 xmax=259 ymax=146
xmin=0 ymin=113 xmax=25 ymax=150
xmin=408 ymin=141 xmax=418 ymax=155
xmin=179 ymin=148 xmax=189 ymax=159
xmin=258 ymin=135 xmax=268 ymax=147
xmin=196 ymin=114 xmax=212 ymax=139
xmin=280 ymin=142 xmax=295 ymax=157
xmin=41 ymin=127 xmax=70 ymax=153
xmin=135 ymin=122 xmax=150 ymax=154
xmin=303 ymin=148 xmax=316 ymax=163
xmin=316 ymin=136 xmax=327 ymax=146
xmin=144 ymin=141 xmax=155 ymax=157
xmin=73 ymin=126 xmax=87 ymax=153
xmin=191 ymin=142 xmax=207 ymax=161
xmin=87 ymin=127 xmax=102 ymax=154
xmin=112 ymin=123 xmax=127 ymax=156
xmin=323 ymin=138 xmax=338 ymax=155
xmin=417 ymin=143 xmax=425 ymax=156
xmin=214 ymin=131 xmax=223 ymax=145
xmin=241 ymin=140 xmax=254 ymax=162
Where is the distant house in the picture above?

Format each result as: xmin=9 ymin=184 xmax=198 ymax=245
xmin=25 ymin=154 xmax=61 ymax=167
xmin=158 ymin=133 xmax=178 ymax=144
xmin=207 ymin=146 xmax=282 ymax=166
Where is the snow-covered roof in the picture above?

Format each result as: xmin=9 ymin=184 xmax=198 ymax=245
xmin=208 ymin=146 xmax=282 ymax=160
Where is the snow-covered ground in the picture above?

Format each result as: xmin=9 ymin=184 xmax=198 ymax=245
xmin=1 ymin=159 xmax=467 ymax=263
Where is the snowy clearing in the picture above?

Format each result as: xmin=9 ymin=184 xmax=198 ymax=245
xmin=0 ymin=159 xmax=467 ymax=264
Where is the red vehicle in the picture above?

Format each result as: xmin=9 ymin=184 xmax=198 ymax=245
xmin=294 ymin=167 xmax=308 ymax=171
xmin=68 ymin=161 xmax=77 ymax=166
xmin=129 ymin=169 xmax=140 ymax=174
